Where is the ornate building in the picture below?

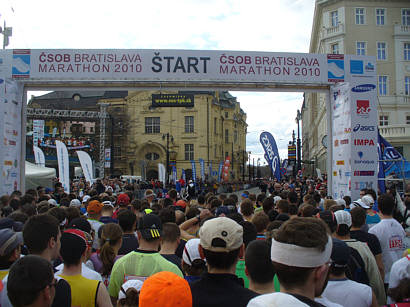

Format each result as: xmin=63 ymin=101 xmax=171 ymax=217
xmin=303 ymin=0 xmax=410 ymax=173
xmin=28 ymin=90 xmax=247 ymax=181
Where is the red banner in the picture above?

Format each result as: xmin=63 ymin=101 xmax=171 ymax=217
xmin=222 ymin=156 xmax=231 ymax=182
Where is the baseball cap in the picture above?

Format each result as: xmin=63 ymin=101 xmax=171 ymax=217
xmin=48 ymin=199 xmax=57 ymax=207
xmin=273 ymin=196 xmax=282 ymax=204
xmin=139 ymin=271 xmax=192 ymax=307
xmin=334 ymin=210 xmax=352 ymax=227
xmin=144 ymin=189 xmax=155 ymax=199
xmin=241 ymin=193 xmax=248 ymax=198
xmin=102 ymin=200 xmax=114 ymax=208
xmin=118 ymin=280 xmax=143 ymax=300
xmin=68 ymin=217 xmax=92 ymax=234
xmin=117 ymin=193 xmax=130 ymax=206
xmin=361 ymin=195 xmax=374 ymax=208
xmin=182 ymin=238 xmax=205 ymax=266
xmin=82 ymin=195 xmax=91 ymax=203
xmin=350 ymin=199 xmax=370 ymax=210
xmin=317 ymin=210 xmax=337 ymax=233
xmin=331 ymin=238 xmax=351 ymax=267
xmin=335 ymin=198 xmax=346 ymax=207
xmin=70 ymin=199 xmax=81 ymax=208
xmin=0 ymin=229 xmax=23 ymax=256
xmin=199 ymin=217 xmax=243 ymax=252
xmin=137 ymin=214 xmax=162 ymax=240
xmin=175 ymin=200 xmax=186 ymax=209
xmin=87 ymin=200 xmax=103 ymax=214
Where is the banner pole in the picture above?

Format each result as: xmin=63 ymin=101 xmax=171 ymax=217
xmin=325 ymin=90 xmax=333 ymax=197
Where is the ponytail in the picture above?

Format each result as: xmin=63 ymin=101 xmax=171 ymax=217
xmin=99 ymin=223 xmax=123 ymax=277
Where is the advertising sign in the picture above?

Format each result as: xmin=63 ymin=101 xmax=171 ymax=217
xmin=76 ymin=151 xmax=93 ymax=184
xmin=104 ymin=148 xmax=111 ymax=168
xmin=222 ymin=156 xmax=231 ymax=182
xmin=56 ymin=140 xmax=70 ymax=193
xmin=260 ymin=132 xmax=281 ymax=181
xmin=152 ymin=94 xmax=194 ymax=108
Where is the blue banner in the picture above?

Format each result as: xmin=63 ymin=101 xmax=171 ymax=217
xmin=260 ymin=132 xmax=281 ymax=181
xmin=182 ymin=168 xmax=186 ymax=183
xmin=199 ymin=159 xmax=205 ymax=181
xmin=281 ymin=159 xmax=288 ymax=169
xmin=191 ymin=160 xmax=197 ymax=183
xmin=172 ymin=166 xmax=177 ymax=185
xmin=218 ymin=161 xmax=223 ymax=182
xmin=209 ymin=161 xmax=213 ymax=178
xmin=378 ymin=131 xmax=410 ymax=193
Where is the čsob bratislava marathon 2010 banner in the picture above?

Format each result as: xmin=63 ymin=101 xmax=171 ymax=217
xmin=0 ymin=49 xmax=377 ymax=197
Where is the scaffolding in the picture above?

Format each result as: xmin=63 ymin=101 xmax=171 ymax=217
xmin=27 ymin=107 xmax=109 ymax=178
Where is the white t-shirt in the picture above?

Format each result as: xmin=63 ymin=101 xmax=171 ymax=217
xmin=55 ymin=262 xmax=102 ymax=281
xmin=315 ymin=296 xmax=344 ymax=307
xmin=322 ymin=279 xmax=372 ymax=307
xmin=87 ymin=218 xmax=104 ymax=250
xmin=388 ymin=255 xmax=410 ymax=289
xmin=368 ymin=218 xmax=406 ymax=282
xmin=247 ymin=292 xmax=309 ymax=307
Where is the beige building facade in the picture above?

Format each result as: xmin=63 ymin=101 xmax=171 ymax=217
xmin=107 ymin=91 xmax=247 ymax=181
xmin=303 ymin=0 xmax=410 ymax=173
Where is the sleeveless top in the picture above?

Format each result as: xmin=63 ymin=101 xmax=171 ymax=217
xmin=58 ymin=274 xmax=100 ymax=307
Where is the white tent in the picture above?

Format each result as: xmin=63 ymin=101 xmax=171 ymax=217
xmin=25 ymin=161 xmax=56 ymax=190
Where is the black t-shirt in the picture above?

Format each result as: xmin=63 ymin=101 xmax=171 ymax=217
xmin=118 ymin=233 xmax=139 ymax=255
xmin=350 ymin=230 xmax=382 ymax=256
xmin=161 ymin=254 xmax=182 ymax=271
xmin=175 ymin=239 xmax=187 ymax=259
xmin=190 ymin=273 xmax=258 ymax=307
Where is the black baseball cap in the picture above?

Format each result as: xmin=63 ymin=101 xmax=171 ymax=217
xmin=331 ymin=238 xmax=351 ymax=267
xmin=137 ymin=214 xmax=162 ymax=240
xmin=68 ymin=218 xmax=92 ymax=234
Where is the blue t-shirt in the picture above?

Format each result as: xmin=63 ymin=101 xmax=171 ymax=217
xmin=366 ymin=213 xmax=380 ymax=225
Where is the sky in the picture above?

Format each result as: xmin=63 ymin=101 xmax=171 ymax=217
xmin=0 ymin=0 xmax=316 ymax=163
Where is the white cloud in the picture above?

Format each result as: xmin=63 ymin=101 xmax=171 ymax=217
xmin=2 ymin=0 xmax=315 ymax=161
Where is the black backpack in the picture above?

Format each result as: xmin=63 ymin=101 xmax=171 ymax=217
xmin=346 ymin=247 xmax=370 ymax=285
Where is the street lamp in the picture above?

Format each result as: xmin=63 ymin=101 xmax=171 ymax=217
xmin=295 ymin=109 xmax=302 ymax=174
xmin=257 ymin=158 xmax=261 ymax=178
xmin=162 ymin=133 xmax=174 ymax=185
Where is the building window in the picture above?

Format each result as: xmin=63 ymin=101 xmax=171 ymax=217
xmin=145 ymin=117 xmax=160 ymax=134
xmin=377 ymin=42 xmax=386 ymax=60
xmin=331 ymin=10 xmax=338 ymax=27
xmin=82 ymin=127 xmax=86 ymax=132
xmin=331 ymin=43 xmax=339 ymax=54
xmin=114 ymin=146 xmax=122 ymax=157
xmin=184 ymin=116 xmax=194 ymax=133
xmin=355 ymin=8 xmax=365 ymax=25
xmin=406 ymin=115 xmax=410 ymax=124
xmin=185 ymin=144 xmax=194 ymax=161
xmin=378 ymin=76 xmax=388 ymax=96
xmin=234 ymin=130 xmax=238 ymax=142
xmin=376 ymin=8 xmax=385 ymax=25
xmin=145 ymin=152 xmax=160 ymax=160
xmin=90 ymin=127 xmax=94 ymax=133
xmin=403 ymin=9 xmax=410 ymax=25
xmin=214 ymin=117 xmax=217 ymax=134
xmin=225 ymin=112 xmax=228 ymax=119
xmin=225 ymin=129 xmax=229 ymax=144
xmin=405 ymin=43 xmax=410 ymax=61
xmin=379 ymin=115 xmax=389 ymax=126
xmin=356 ymin=42 xmax=366 ymax=55
xmin=405 ymin=76 xmax=410 ymax=95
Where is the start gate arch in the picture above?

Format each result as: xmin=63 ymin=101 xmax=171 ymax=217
xmin=0 ymin=49 xmax=378 ymax=199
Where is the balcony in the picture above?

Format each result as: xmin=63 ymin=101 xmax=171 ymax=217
xmin=321 ymin=23 xmax=345 ymax=40
xmin=378 ymin=95 xmax=410 ymax=106
xmin=394 ymin=24 xmax=410 ymax=37
xmin=379 ymin=125 xmax=410 ymax=141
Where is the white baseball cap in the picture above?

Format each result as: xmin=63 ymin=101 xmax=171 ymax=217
xmin=334 ymin=210 xmax=352 ymax=227
xmin=118 ymin=280 xmax=144 ymax=300
xmin=350 ymin=199 xmax=370 ymax=210
xmin=82 ymin=195 xmax=91 ymax=203
xmin=182 ymin=238 xmax=206 ymax=266
xmin=70 ymin=199 xmax=81 ymax=207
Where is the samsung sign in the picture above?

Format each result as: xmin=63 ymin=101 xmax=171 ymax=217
xmin=351 ymin=84 xmax=376 ymax=93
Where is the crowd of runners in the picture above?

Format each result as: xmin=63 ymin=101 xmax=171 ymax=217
xmin=0 ymin=176 xmax=408 ymax=306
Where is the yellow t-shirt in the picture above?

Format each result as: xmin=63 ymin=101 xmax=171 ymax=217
xmin=58 ymin=274 xmax=99 ymax=307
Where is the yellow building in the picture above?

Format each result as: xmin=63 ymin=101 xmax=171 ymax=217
xmin=107 ymin=90 xmax=247 ymax=181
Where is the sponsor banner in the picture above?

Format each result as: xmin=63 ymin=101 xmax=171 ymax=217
xmin=260 ymin=132 xmax=281 ymax=181
xmin=208 ymin=161 xmax=212 ymax=177
xmin=55 ymin=140 xmax=70 ymax=193
xmin=152 ymin=94 xmax=194 ymax=108
xmin=327 ymin=54 xmax=344 ymax=83
xmin=104 ymin=148 xmax=111 ymax=168
xmin=12 ymin=49 xmax=330 ymax=84
xmin=40 ymin=143 xmax=90 ymax=150
xmin=32 ymin=119 xmax=44 ymax=146
xmin=331 ymin=83 xmax=351 ymax=199
xmin=33 ymin=145 xmax=45 ymax=167
xmin=199 ymin=158 xmax=205 ymax=181
xmin=158 ymin=163 xmax=166 ymax=187
xmin=1 ymin=78 xmax=22 ymax=195
xmin=172 ymin=166 xmax=177 ymax=185
xmin=222 ymin=156 xmax=231 ymax=182
xmin=181 ymin=168 xmax=186 ymax=182
xmin=76 ymin=151 xmax=93 ymax=184
xmin=217 ymin=161 xmax=223 ymax=183
xmin=191 ymin=160 xmax=197 ymax=183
